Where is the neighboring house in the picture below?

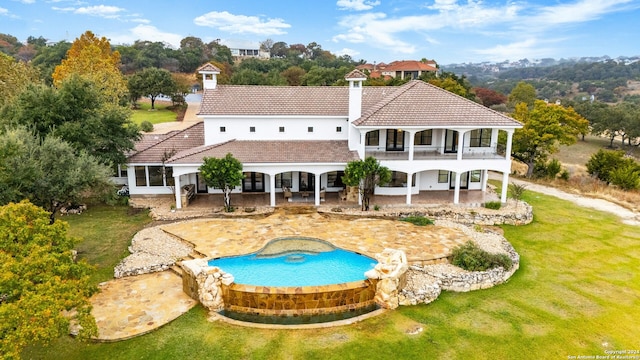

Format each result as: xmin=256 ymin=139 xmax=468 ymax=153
xmin=224 ymin=40 xmax=270 ymax=60
xmin=357 ymin=60 xmax=438 ymax=80
xmin=123 ymin=64 xmax=522 ymax=209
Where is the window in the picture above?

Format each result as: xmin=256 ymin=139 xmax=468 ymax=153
xmin=470 ymin=170 xmax=481 ymax=183
xmin=326 ymin=171 xmax=345 ymax=188
xmin=114 ymin=164 xmax=128 ymax=177
xmin=148 ymin=166 xmax=164 ymax=186
xmin=220 ymin=126 xmax=226 ymax=132
xmin=308 ymin=126 xmax=314 ymax=133
xmin=386 ymin=129 xmax=404 ymax=151
xmin=414 ymin=130 xmax=433 ymax=145
xmin=279 ymin=126 xmax=285 ymax=133
xmin=438 ymin=170 xmax=449 ymax=183
xmin=250 ymin=126 xmax=255 ymax=132
xmin=470 ymin=129 xmax=491 ymax=147
xmin=365 ymin=130 xmax=379 ymax=146
xmin=353 ymin=81 xmax=360 ymax=88
xmin=381 ymin=172 xmax=416 ymax=187
xmin=276 ymin=172 xmax=293 ymax=188
xmin=336 ymin=126 xmax=342 ymax=132
xmin=135 ymin=166 xmax=147 ymax=186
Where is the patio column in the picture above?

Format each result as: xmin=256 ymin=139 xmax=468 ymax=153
xmin=360 ymin=132 xmax=367 ymax=159
xmin=481 ymin=169 xmax=489 ymax=192
xmin=269 ymin=174 xmax=276 ymax=207
xmin=406 ymin=172 xmax=413 ymax=205
xmin=501 ymin=171 xmax=509 ymax=203
xmin=408 ymin=130 xmax=416 ymax=161
xmin=505 ymin=130 xmax=514 ymax=160
xmin=457 ymin=131 xmax=464 ymax=161
xmin=174 ymin=175 xmax=182 ymax=209
xmin=453 ymin=171 xmax=461 ymax=204
xmin=314 ymin=173 xmax=321 ymax=206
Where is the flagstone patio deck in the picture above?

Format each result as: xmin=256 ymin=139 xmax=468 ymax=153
xmin=90 ymin=205 xmax=497 ymax=341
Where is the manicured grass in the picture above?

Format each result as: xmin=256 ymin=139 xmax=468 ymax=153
xmin=24 ymin=192 xmax=640 ymax=359
xmin=130 ymin=101 xmax=178 ymax=125
xmin=62 ymin=203 xmax=152 ymax=284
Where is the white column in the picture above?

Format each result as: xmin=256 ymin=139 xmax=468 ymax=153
xmin=481 ymin=169 xmax=489 ymax=192
xmin=501 ymin=171 xmax=509 ymax=203
xmin=457 ymin=131 xmax=464 ymax=161
xmin=174 ymin=175 xmax=182 ymax=209
xmin=360 ymin=132 xmax=367 ymax=159
xmin=269 ymin=174 xmax=276 ymax=207
xmin=453 ymin=172 xmax=461 ymax=204
xmin=408 ymin=130 xmax=415 ymax=161
xmin=314 ymin=173 xmax=321 ymax=206
xmin=406 ymin=172 xmax=413 ymax=205
xmin=505 ymin=130 xmax=514 ymax=160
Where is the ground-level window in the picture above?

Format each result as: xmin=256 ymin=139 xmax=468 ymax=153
xmin=381 ymin=172 xmax=415 ymax=187
xmin=114 ymin=164 xmax=128 ymax=177
xmin=470 ymin=170 xmax=481 ymax=183
xmin=276 ymin=172 xmax=293 ymax=188
xmin=135 ymin=166 xmax=147 ymax=186
xmin=414 ymin=130 xmax=433 ymax=145
xmin=326 ymin=171 xmax=345 ymax=188
xmin=470 ymin=129 xmax=491 ymax=147
xmin=148 ymin=166 xmax=164 ymax=186
xmin=365 ymin=130 xmax=379 ymax=146
xmin=438 ymin=170 xmax=449 ymax=183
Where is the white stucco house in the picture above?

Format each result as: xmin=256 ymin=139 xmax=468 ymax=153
xmin=121 ymin=64 xmax=522 ymax=209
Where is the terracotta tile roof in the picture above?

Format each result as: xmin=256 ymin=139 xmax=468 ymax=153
xmin=168 ymin=140 xmax=359 ymax=165
xmin=127 ymin=123 xmax=205 ymax=163
xmin=198 ymin=86 xmax=387 ymax=116
xmin=345 ymin=69 xmax=367 ymax=79
xmin=385 ymin=60 xmax=437 ymax=72
xmin=196 ymin=63 xmax=221 ymax=73
xmin=353 ymin=80 xmax=522 ymax=128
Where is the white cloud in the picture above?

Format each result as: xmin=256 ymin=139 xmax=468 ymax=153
xmin=525 ymin=0 xmax=638 ymax=28
xmin=0 ymin=7 xmax=9 ymax=16
xmin=472 ymin=38 xmax=558 ymax=62
xmin=74 ymin=5 xmax=124 ymax=18
xmin=194 ymin=11 xmax=290 ymax=36
xmin=13 ymin=0 xmax=36 ymax=4
xmin=106 ymin=24 xmax=183 ymax=48
xmin=337 ymin=0 xmax=380 ymax=11
xmin=53 ymin=5 xmax=124 ymax=19
xmin=334 ymin=47 xmax=360 ymax=58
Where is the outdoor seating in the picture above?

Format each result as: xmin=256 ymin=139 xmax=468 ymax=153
xmin=283 ymin=187 xmax=292 ymax=201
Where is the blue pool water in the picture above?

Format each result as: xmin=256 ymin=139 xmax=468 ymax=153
xmin=208 ymin=249 xmax=377 ymax=287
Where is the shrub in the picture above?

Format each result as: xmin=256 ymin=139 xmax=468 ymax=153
xmin=609 ymin=165 xmax=640 ymax=190
xmin=140 ymin=121 xmax=154 ymax=132
xmin=400 ymin=215 xmax=434 ymax=226
xmin=484 ymin=201 xmax=502 ymax=210
xmin=451 ymin=241 xmax=513 ymax=271
xmin=545 ymin=159 xmax=562 ymax=179
xmin=373 ymin=204 xmax=380 ymax=211
xmin=559 ymin=169 xmax=570 ymax=181
xmin=586 ymin=149 xmax=630 ymax=184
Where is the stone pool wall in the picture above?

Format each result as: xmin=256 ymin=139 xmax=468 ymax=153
xmin=222 ymin=280 xmax=378 ymax=317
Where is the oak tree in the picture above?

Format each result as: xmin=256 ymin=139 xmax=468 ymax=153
xmin=127 ymin=67 xmax=176 ymax=109
xmin=511 ymin=100 xmax=589 ymax=178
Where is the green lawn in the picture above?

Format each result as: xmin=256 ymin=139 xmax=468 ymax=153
xmin=24 ymin=192 xmax=640 ymax=359
xmin=130 ymin=101 xmax=177 ymax=125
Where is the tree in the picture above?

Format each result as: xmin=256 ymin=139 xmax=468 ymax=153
xmin=474 ymin=87 xmax=508 ymax=107
xmin=342 ymin=157 xmax=391 ymax=211
xmin=127 ymin=67 xmax=176 ymax=109
xmin=2 ymin=75 xmax=140 ymax=166
xmin=198 ymin=154 xmax=243 ymax=212
xmin=508 ymin=81 xmax=537 ymax=109
xmin=0 ymin=128 xmax=113 ymax=223
xmin=281 ymin=66 xmax=306 ymax=86
xmin=511 ymin=100 xmax=590 ymax=177
xmin=52 ymin=31 xmax=127 ymax=104
xmin=0 ymin=53 xmax=40 ymax=108
xmin=586 ymin=149 xmax=637 ymax=184
xmin=0 ymin=201 xmax=97 ymax=358
xmin=31 ymin=40 xmax=72 ymax=85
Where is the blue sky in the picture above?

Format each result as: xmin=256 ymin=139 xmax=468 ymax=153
xmin=2 ymin=0 xmax=639 ymax=64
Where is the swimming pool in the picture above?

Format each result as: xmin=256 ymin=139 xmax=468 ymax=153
xmin=206 ymin=237 xmax=380 ymax=325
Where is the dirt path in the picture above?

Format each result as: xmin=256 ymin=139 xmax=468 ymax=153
xmin=504 ymin=176 xmax=640 ymax=226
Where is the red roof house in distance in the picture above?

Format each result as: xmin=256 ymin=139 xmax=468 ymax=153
xmin=357 ymin=60 xmax=438 ymax=80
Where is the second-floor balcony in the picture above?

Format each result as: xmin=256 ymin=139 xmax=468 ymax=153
xmin=365 ymin=145 xmax=506 ymax=161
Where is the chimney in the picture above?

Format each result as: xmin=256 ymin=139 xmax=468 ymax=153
xmin=197 ymin=63 xmax=221 ymax=90
xmin=345 ymin=69 xmax=367 ymax=123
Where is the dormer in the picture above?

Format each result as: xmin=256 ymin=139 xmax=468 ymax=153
xmin=197 ymin=63 xmax=222 ymax=90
